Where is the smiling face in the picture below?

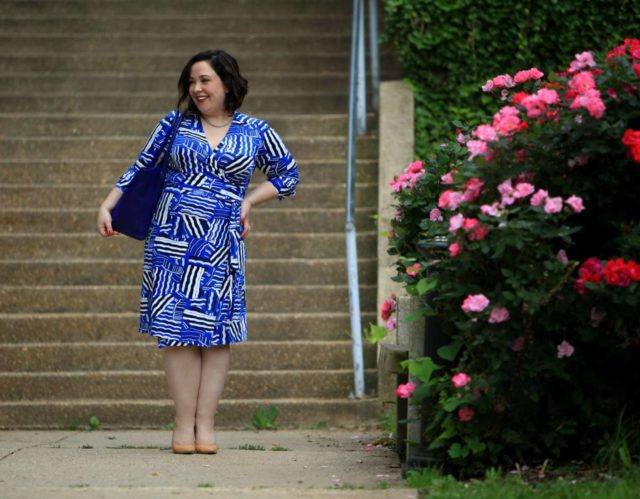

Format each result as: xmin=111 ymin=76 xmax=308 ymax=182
xmin=188 ymin=60 xmax=229 ymax=117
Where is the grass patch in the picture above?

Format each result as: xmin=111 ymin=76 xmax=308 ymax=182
xmin=80 ymin=444 xmax=93 ymax=449
xmin=407 ymin=465 xmax=640 ymax=498
xmin=232 ymin=443 xmax=266 ymax=451
xmin=270 ymin=445 xmax=291 ymax=451
xmin=197 ymin=482 xmax=214 ymax=488
xmin=251 ymin=405 xmax=279 ymax=430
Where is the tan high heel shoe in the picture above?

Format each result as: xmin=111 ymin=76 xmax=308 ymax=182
xmin=195 ymin=442 xmax=219 ymax=454
xmin=172 ymin=442 xmax=196 ymax=454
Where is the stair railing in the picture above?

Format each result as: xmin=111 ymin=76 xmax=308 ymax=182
xmin=346 ymin=0 xmax=380 ymax=398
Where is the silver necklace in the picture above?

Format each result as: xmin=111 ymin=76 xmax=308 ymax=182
xmin=201 ymin=114 xmax=233 ymax=128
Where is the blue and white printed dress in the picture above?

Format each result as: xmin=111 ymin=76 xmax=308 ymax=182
xmin=114 ymin=109 xmax=299 ymax=349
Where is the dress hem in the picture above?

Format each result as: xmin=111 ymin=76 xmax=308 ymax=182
xmin=138 ymin=328 xmax=248 ymax=349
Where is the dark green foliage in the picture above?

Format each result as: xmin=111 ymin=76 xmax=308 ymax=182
xmin=382 ymin=0 xmax=640 ymax=157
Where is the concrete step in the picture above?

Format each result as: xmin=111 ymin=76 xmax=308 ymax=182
xmin=0 ymin=258 xmax=377 ymax=286
xmin=0 ymin=73 xmax=359 ymax=93
xmin=0 ymin=0 xmax=356 ymax=17
xmin=0 ymin=135 xmax=378 ymax=161
xmin=0 ymin=369 xmax=377 ymax=400
xmin=0 ymin=341 xmax=377 ymax=372
xmin=0 ymin=232 xmax=378 ymax=259
xmin=0 ymin=397 xmax=381 ymax=429
xmin=0 ymin=158 xmax=379 ymax=185
xmin=0 ymin=92 xmax=367 ymax=114
xmin=0 ymin=311 xmax=376 ymax=343
xmin=0 ymin=207 xmax=378 ymax=233
xmin=0 ymin=17 xmax=355 ymax=35
xmin=0 ymin=34 xmax=356 ymax=54
xmin=0 ymin=183 xmax=378 ymax=209
xmin=0 ymin=113 xmax=378 ymax=137
xmin=0 ymin=284 xmax=377 ymax=313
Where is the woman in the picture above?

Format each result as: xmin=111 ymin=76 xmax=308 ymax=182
xmin=96 ymin=49 xmax=299 ymax=454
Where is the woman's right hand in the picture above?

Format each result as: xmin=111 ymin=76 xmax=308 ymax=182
xmin=97 ymin=205 xmax=119 ymax=237
xmin=97 ymin=187 xmax=125 ymax=237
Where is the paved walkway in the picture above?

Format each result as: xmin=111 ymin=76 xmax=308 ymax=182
xmin=0 ymin=429 xmax=417 ymax=498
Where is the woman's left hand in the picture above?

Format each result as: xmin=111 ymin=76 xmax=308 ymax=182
xmin=240 ymin=199 xmax=252 ymax=239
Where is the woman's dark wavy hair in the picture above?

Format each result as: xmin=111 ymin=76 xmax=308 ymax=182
xmin=177 ymin=49 xmax=248 ymax=115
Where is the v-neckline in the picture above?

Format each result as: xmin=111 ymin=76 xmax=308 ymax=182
xmin=198 ymin=111 xmax=237 ymax=154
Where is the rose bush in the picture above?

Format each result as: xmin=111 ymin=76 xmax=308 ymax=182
xmin=386 ymin=39 xmax=640 ymax=475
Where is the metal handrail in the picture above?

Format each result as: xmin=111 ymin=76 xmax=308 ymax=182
xmin=346 ymin=0 xmax=380 ymax=398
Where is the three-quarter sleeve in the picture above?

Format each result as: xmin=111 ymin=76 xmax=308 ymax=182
xmin=255 ymin=122 xmax=300 ymax=200
xmin=114 ymin=109 xmax=178 ymax=193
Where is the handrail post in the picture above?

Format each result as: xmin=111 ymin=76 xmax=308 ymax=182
xmin=356 ymin=0 xmax=367 ymax=135
xmin=347 ymin=0 xmax=365 ymax=398
xmin=368 ymin=0 xmax=380 ymax=111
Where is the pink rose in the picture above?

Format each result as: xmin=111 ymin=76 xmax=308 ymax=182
xmin=473 ymin=124 xmax=498 ymax=142
xmin=386 ymin=317 xmax=397 ymax=332
xmin=521 ymin=94 xmax=546 ymax=118
xmin=565 ymin=195 xmax=585 ymax=213
xmin=557 ymin=340 xmax=575 ymax=359
xmin=462 ymin=218 xmax=479 ymax=230
xmin=568 ymin=51 xmax=596 ymax=73
xmin=466 ymin=140 xmax=489 ymax=160
xmin=493 ymin=114 xmax=522 ymax=136
xmin=380 ymin=299 xmax=395 ymax=321
xmin=537 ymin=88 xmax=560 ymax=105
xmin=429 ymin=208 xmax=443 ymax=222
xmin=451 ymin=372 xmax=472 ymax=388
xmin=449 ymin=213 xmax=465 ymax=233
xmin=469 ymin=225 xmax=489 ymax=241
xmin=480 ymin=202 xmax=500 ymax=216
xmin=458 ymin=407 xmax=475 ymax=422
xmin=407 ymin=160 xmax=425 ymax=174
xmin=544 ymin=196 xmax=563 ymax=214
xmin=530 ymin=189 xmax=548 ymax=207
xmin=396 ymin=382 xmax=417 ymax=399
xmin=438 ymin=190 xmax=463 ymax=210
xmin=557 ymin=249 xmax=569 ymax=266
xmin=514 ymin=69 xmax=532 ymax=83
xmin=529 ymin=68 xmax=544 ymax=79
xmin=449 ymin=241 xmax=461 ymax=257
xmin=569 ymin=71 xmax=596 ymax=93
xmin=441 ymin=172 xmax=455 ymax=184
xmin=513 ymin=182 xmax=535 ymax=198
xmin=492 ymin=74 xmax=515 ymax=88
xmin=488 ymin=307 xmax=510 ymax=323
xmin=463 ymin=177 xmax=484 ymax=203
xmin=406 ymin=263 xmax=421 ymax=277
xmin=481 ymin=79 xmax=495 ymax=92
xmin=461 ymin=294 xmax=490 ymax=313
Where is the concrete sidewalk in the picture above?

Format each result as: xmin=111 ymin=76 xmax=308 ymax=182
xmin=0 ymin=429 xmax=417 ymax=498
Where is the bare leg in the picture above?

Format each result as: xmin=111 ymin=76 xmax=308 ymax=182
xmin=195 ymin=344 xmax=230 ymax=443
xmin=162 ymin=345 xmax=201 ymax=444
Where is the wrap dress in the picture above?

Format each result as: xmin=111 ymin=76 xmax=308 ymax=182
xmin=114 ymin=109 xmax=299 ymax=349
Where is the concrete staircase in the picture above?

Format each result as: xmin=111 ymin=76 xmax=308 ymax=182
xmin=0 ymin=0 xmax=399 ymax=429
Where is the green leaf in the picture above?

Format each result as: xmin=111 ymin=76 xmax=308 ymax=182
xmin=365 ymin=323 xmax=389 ymax=344
xmin=443 ymin=397 xmax=463 ymax=412
xmin=465 ymin=436 xmax=487 ymax=454
xmin=400 ymin=356 xmax=441 ymax=384
xmin=416 ymin=277 xmax=438 ymax=295
xmin=437 ymin=340 xmax=462 ymax=361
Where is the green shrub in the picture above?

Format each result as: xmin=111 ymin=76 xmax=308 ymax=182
xmin=387 ymin=40 xmax=640 ymax=476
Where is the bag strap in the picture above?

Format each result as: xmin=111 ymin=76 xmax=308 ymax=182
xmin=156 ymin=109 xmax=183 ymax=170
